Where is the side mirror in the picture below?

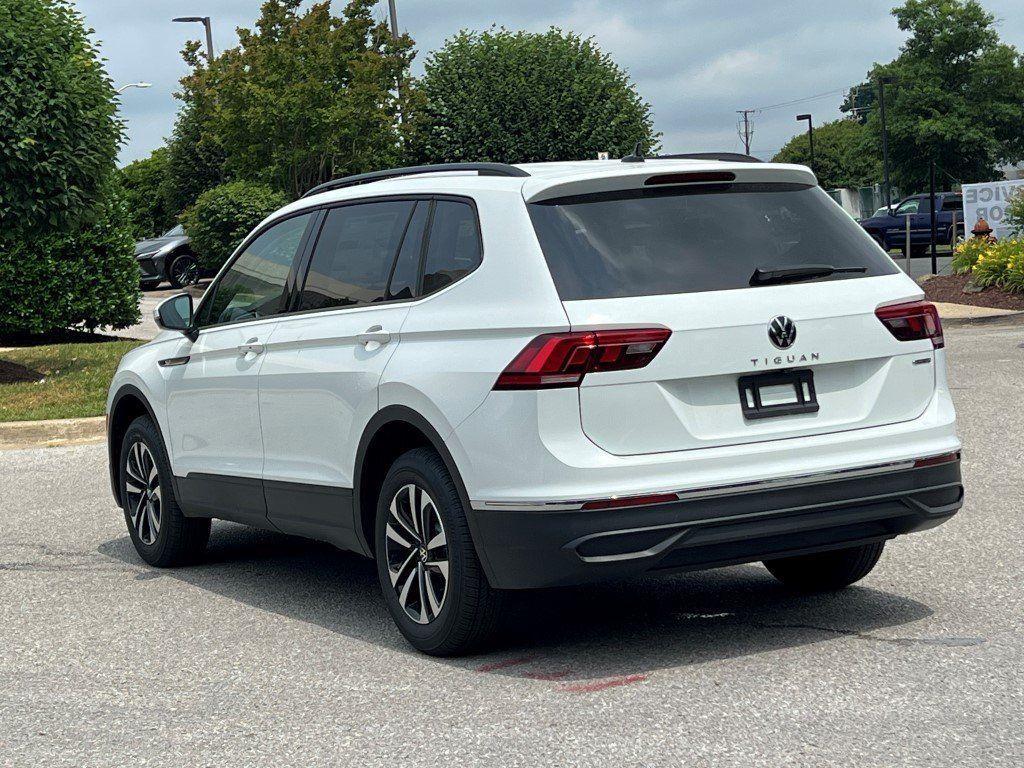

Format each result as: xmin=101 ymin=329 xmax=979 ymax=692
xmin=154 ymin=293 xmax=194 ymax=333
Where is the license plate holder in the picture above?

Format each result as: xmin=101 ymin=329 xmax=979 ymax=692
xmin=737 ymin=369 xmax=819 ymax=420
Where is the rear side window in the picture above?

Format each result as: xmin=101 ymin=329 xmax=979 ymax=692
xmin=942 ymin=196 xmax=963 ymax=211
xmin=529 ymin=183 xmax=898 ymax=300
xmin=422 ymin=200 xmax=482 ymax=296
xmin=298 ymin=200 xmax=415 ymax=311
xmin=386 ymin=201 xmax=428 ymax=301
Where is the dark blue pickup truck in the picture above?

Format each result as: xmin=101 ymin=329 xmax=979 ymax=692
xmin=859 ymin=192 xmax=964 ymax=255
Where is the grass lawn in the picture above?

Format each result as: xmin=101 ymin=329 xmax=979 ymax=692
xmin=0 ymin=340 xmax=145 ymax=422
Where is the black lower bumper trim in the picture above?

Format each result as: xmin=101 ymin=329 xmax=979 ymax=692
xmin=469 ymin=460 xmax=963 ymax=589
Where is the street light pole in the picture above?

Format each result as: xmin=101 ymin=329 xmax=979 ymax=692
xmin=796 ymin=113 xmax=814 ymax=174
xmin=387 ymin=0 xmax=399 ymax=40
xmin=173 ymin=16 xmax=214 ymax=62
xmin=878 ymin=75 xmax=894 ymax=210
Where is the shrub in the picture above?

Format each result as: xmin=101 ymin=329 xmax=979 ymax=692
xmin=0 ymin=182 xmax=140 ymax=335
xmin=951 ymin=237 xmax=990 ymax=274
xmin=181 ymin=181 xmax=288 ymax=271
xmin=1006 ymin=189 xmax=1024 ymax=238
xmin=409 ymin=28 xmax=659 ymax=164
xmin=0 ymin=0 xmax=123 ymax=239
xmin=967 ymin=239 xmax=1024 ymax=291
xmin=119 ymin=147 xmax=177 ymax=239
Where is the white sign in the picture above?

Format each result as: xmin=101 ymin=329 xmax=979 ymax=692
xmin=962 ymin=179 xmax=1024 ymax=240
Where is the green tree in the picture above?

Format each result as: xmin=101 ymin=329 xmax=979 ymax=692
xmin=773 ymin=119 xmax=881 ymax=190
xmin=119 ymin=147 xmax=177 ymax=239
xmin=180 ymin=181 xmax=288 ymax=271
xmin=184 ymin=0 xmax=414 ymax=200
xmin=857 ymin=0 xmax=1024 ymax=192
xmin=409 ymin=28 xmax=659 ymax=165
xmin=0 ymin=0 xmax=122 ymax=238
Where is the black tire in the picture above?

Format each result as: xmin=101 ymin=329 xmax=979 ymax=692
xmin=763 ymin=542 xmax=884 ymax=591
xmin=167 ymin=253 xmax=199 ymax=288
xmin=120 ymin=415 xmax=210 ymax=567
xmin=374 ymin=447 xmax=503 ymax=656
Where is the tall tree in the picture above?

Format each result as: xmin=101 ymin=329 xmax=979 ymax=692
xmin=858 ymin=0 xmax=1024 ymax=192
xmin=773 ymin=119 xmax=881 ymax=190
xmin=409 ymin=28 xmax=659 ymax=165
xmin=182 ymin=0 xmax=415 ymax=200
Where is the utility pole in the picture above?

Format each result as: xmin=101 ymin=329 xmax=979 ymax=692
xmin=929 ymin=159 xmax=938 ymax=275
xmin=878 ymin=75 xmax=894 ymax=210
xmin=736 ymin=109 xmax=755 ymax=156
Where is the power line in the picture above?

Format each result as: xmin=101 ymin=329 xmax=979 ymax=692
xmin=752 ymin=87 xmax=848 ymax=113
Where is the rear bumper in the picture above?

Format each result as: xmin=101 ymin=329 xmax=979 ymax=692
xmin=468 ymin=458 xmax=963 ymax=589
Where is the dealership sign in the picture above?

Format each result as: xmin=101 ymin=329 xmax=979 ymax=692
xmin=962 ymin=179 xmax=1024 ymax=239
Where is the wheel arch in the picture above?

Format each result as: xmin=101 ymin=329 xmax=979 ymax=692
xmin=353 ymin=406 xmax=485 ymax=570
xmin=107 ymin=385 xmax=163 ymax=507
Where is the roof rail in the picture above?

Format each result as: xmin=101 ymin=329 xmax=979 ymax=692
xmin=656 ymin=152 xmax=762 ymax=163
xmin=301 ymin=162 xmax=530 ymax=198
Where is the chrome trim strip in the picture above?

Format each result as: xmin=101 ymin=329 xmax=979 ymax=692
xmin=472 ymin=457 xmax=938 ymax=512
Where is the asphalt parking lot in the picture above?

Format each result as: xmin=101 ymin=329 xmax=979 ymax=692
xmin=1 ymin=318 xmax=1022 ymax=767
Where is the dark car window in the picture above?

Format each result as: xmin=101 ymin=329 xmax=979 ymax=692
xmin=297 ymin=201 xmax=415 ymax=311
xmin=386 ymin=202 xmax=428 ymax=301
xmin=893 ymin=199 xmax=921 ymax=216
xmin=421 ymin=201 xmax=482 ymax=296
xmin=198 ymin=212 xmax=313 ymax=327
xmin=163 ymin=224 xmax=185 ymax=237
xmin=942 ymin=196 xmax=963 ymax=211
xmin=529 ymin=183 xmax=898 ymax=301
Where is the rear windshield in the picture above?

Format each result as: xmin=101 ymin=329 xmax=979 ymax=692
xmin=528 ymin=183 xmax=897 ymax=300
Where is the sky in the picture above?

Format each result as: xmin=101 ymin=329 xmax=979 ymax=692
xmin=73 ymin=0 xmax=1024 ymax=167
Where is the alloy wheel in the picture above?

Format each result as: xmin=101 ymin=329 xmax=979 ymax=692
xmin=384 ymin=483 xmax=449 ymax=624
xmin=170 ymin=256 xmax=199 ymax=287
xmin=124 ymin=441 xmax=161 ymax=545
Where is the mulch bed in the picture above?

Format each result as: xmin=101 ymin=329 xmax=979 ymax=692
xmin=0 ymin=329 xmax=123 ymax=347
xmin=0 ymin=359 xmax=44 ymax=385
xmin=922 ymin=273 xmax=1024 ymax=311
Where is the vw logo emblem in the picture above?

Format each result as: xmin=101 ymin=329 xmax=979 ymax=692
xmin=768 ymin=316 xmax=796 ymax=349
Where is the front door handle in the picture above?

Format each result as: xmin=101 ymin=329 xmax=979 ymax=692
xmin=356 ymin=325 xmax=392 ymax=347
xmin=237 ymin=337 xmax=265 ymax=356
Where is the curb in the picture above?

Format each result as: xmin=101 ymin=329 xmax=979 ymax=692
xmin=0 ymin=416 xmax=105 ymax=451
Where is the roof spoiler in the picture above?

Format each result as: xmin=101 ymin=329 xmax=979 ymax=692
xmin=655 ymin=153 xmax=762 ymax=163
xmin=302 ymin=162 xmax=530 ymax=198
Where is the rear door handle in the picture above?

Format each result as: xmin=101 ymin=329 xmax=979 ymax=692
xmin=356 ymin=325 xmax=392 ymax=346
xmin=237 ymin=337 xmax=265 ymax=356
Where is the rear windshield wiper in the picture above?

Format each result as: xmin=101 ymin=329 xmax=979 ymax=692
xmin=750 ymin=264 xmax=867 ymax=286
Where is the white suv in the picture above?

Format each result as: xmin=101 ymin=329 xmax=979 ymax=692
xmin=107 ymin=157 xmax=963 ymax=655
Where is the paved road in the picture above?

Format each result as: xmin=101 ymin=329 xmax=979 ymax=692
xmin=2 ymin=320 xmax=1022 ymax=767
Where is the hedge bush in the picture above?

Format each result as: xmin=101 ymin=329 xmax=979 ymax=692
xmin=180 ymin=181 xmax=288 ymax=271
xmin=0 ymin=182 xmax=140 ymax=335
xmin=119 ymin=147 xmax=177 ymax=239
xmin=0 ymin=0 xmax=122 ymax=238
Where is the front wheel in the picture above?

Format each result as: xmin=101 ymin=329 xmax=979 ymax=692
xmin=168 ymin=253 xmax=200 ymax=288
xmin=375 ymin=447 xmax=503 ymax=656
xmin=763 ymin=542 xmax=884 ymax=591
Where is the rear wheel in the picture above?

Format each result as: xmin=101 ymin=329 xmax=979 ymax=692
xmin=763 ymin=542 xmax=884 ymax=591
xmin=120 ymin=415 xmax=210 ymax=567
xmin=168 ymin=253 xmax=199 ymax=288
xmin=374 ymin=447 xmax=502 ymax=656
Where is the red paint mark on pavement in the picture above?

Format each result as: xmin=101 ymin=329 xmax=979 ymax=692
xmin=475 ymin=655 xmax=538 ymax=673
xmin=521 ymin=670 xmax=571 ymax=681
xmin=558 ymin=674 xmax=648 ymax=693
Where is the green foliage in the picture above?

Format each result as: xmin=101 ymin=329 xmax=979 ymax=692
xmin=0 ymin=182 xmax=140 ymax=334
xmin=161 ymin=81 xmax=228 ymax=218
xmin=968 ymin=239 xmax=1024 ymax=290
xmin=1005 ymin=189 xmax=1024 ymax=237
xmin=409 ymin=28 xmax=659 ymax=165
xmin=950 ymin=236 xmax=991 ymax=274
xmin=0 ymin=0 xmax=123 ymax=238
xmin=181 ymin=0 xmax=414 ymax=201
xmin=854 ymin=0 xmax=1024 ymax=192
xmin=773 ymin=119 xmax=881 ymax=189
xmin=119 ymin=147 xmax=177 ymax=239
xmin=181 ymin=181 xmax=288 ymax=271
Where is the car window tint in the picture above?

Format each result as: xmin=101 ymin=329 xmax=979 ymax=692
xmin=298 ymin=201 xmax=415 ymax=311
xmin=199 ymin=213 xmax=312 ymax=327
xmin=387 ymin=202 xmax=428 ymax=301
xmin=894 ymin=199 xmax=920 ymax=215
xmin=421 ymin=201 xmax=482 ymax=296
xmin=942 ymin=196 xmax=963 ymax=211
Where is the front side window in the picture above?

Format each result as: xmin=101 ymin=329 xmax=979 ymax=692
xmin=199 ymin=212 xmax=313 ymax=327
xmin=421 ymin=201 xmax=482 ymax=296
xmin=529 ymin=183 xmax=898 ymax=300
xmin=297 ymin=201 xmax=416 ymax=311
xmin=894 ymin=199 xmax=921 ymax=216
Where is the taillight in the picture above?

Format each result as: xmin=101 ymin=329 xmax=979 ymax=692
xmin=493 ymin=328 xmax=671 ymax=390
xmin=913 ymin=451 xmax=960 ymax=468
xmin=875 ymin=300 xmax=944 ymax=349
